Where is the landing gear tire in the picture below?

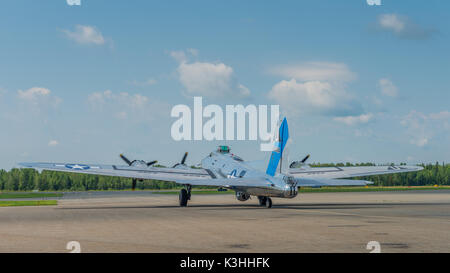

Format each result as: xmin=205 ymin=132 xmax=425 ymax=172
xmin=179 ymin=189 xmax=188 ymax=207
xmin=258 ymin=196 xmax=267 ymax=206
xmin=265 ymin=197 xmax=273 ymax=208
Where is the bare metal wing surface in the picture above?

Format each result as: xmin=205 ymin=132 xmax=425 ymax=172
xmin=289 ymin=165 xmax=423 ymax=179
xmin=17 ymin=162 xmax=276 ymax=188
xmin=294 ymin=177 xmax=372 ymax=187
xmin=18 ymin=162 xmax=213 ymax=182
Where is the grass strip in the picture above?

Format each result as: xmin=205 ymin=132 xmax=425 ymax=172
xmin=0 ymin=200 xmax=58 ymax=207
xmin=0 ymin=192 xmax=63 ymax=199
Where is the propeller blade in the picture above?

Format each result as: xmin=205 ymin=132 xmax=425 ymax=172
xmin=132 ymin=178 xmax=137 ymax=191
xmin=146 ymin=160 xmax=158 ymax=167
xmin=289 ymin=154 xmax=311 ymax=168
xmin=120 ymin=154 xmax=132 ymax=166
xmin=181 ymin=152 xmax=188 ymax=165
xmin=172 ymin=152 xmax=189 ymax=168
xmin=301 ymin=154 xmax=310 ymax=163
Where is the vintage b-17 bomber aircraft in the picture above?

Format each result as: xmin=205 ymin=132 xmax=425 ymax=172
xmin=19 ymin=118 xmax=423 ymax=208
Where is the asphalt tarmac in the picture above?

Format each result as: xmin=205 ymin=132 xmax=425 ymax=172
xmin=0 ymin=190 xmax=449 ymax=252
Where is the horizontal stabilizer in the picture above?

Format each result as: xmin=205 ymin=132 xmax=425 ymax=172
xmin=175 ymin=177 xmax=273 ymax=188
xmin=295 ymin=177 xmax=373 ymax=187
xmin=289 ymin=165 xmax=423 ymax=179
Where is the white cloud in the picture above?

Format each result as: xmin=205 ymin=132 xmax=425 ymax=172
xmin=87 ymin=90 xmax=169 ymax=123
xmin=170 ymin=50 xmax=187 ymax=63
xmin=269 ymin=80 xmax=333 ymax=112
xmin=66 ymin=0 xmax=81 ymax=6
xmin=379 ymin=78 xmax=398 ymax=97
xmin=171 ymin=50 xmax=250 ymax=98
xmin=268 ymin=62 xmax=362 ymax=116
xmin=17 ymin=87 xmax=61 ymax=107
xmin=377 ymin=14 xmax=434 ymax=40
xmin=412 ymin=137 xmax=429 ymax=147
xmin=270 ymin=62 xmax=356 ymax=83
xmin=379 ymin=14 xmax=405 ymax=33
xmin=267 ymin=62 xmax=362 ymax=117
xmin=18 ymin=87 xmax=50 ymax=100
xmin=237 ymin=84 xmax=251 ymax=97
xmin=186 ymin=48 xmax=199 ymax=57
xmin=63 ymin=25 xmax=106 ymax=45
xmin=48 ymin=140 xmax=59 ymax=147
xmin=334 ymin=113 xmax=374 ymax=126
xmin=268 ymin=79 xmax=362 ymax=116
xmin=401 ymin=110 xmax=450 ymax=147
xmin=401 ymin=111 xmax=428 ymax=147
xmin=170 ymin=48 xmax=199 ymax=63
xmin=429 ymin=111 xmax=450 ymax=121
xmin=178 ymin=62 xmax=232 ymax=96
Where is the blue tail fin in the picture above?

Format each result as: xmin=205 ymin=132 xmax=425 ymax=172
xmin=266 ymin=117 xmax=289 ymax=176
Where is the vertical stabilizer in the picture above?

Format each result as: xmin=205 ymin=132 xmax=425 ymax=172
xmin=266 ymin=117 xmax=289 ymax=176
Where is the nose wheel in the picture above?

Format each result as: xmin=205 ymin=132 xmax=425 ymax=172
xmin=257 ymin=196 xmax=273 ymax=208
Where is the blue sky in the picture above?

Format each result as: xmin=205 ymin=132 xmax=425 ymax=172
xmin=0 ymin=0 xmax=449 ymax=169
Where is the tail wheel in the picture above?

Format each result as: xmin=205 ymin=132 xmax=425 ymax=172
xmin=265 ymin=197 xmax=273 ymax=208
xmin=179 ymin=189 xmax=188 ymax=207
xmin=257 ymin=196 xmax=267 ymax=206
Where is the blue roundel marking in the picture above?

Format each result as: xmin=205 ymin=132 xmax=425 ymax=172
xmin=65 ymin=164 xmax=90 ymax=170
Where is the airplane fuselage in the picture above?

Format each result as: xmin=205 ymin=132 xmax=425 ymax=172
xmin=201 ymin=151 xmax=298 ymax=199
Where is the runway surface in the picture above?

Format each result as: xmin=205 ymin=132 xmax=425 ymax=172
xmin=0 ymin=190 xmax=449 ymax=252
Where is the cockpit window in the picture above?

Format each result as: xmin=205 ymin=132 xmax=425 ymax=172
xmin=217 ymin=145 xmax=230 ymax=154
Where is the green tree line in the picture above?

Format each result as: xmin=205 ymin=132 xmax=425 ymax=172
xmin=0 ymin=169 xmax=179 ymax=191
xmin=0 ymin=162 xmax=448 ymax=191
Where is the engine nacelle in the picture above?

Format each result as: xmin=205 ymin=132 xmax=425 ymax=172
xmin=235 ymin=191 xmax=250 ymax=201
xmin=131 ymin=160 xmax=148 ymax=167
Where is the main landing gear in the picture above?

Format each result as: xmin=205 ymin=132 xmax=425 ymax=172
xmin=179 ymin=185 xmax=192 ymax=207
xmin=257 ymin=196 xmax=273 ymax=208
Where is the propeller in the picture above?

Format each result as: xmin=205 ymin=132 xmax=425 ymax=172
xmin=173 ymin=152 xmax=188 ymax=168
xmin=301 ymin=154 xmax=310 ymax=163
xmin=120 ymin=154 xmax=156 ymax=191
xmin=120 ymin=154 xmax=132 ymax=165
xmin=120 ymin=154 xmax=158 ymax=167
xmin=146 ymin=160 xmax=158 ymax=167
xmin=289 ymin=154 xmax=310 ymax=168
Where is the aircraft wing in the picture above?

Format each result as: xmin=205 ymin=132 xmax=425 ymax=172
xmin=289 ymin=165 xmax=423 ymax=179
xmin=294 ymin=177 xmax=373 ymax=187
xmin=18 ymin=162 xmax=215 ymax=182
xmin=18 ymin=162 xmax=274 ymax=189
